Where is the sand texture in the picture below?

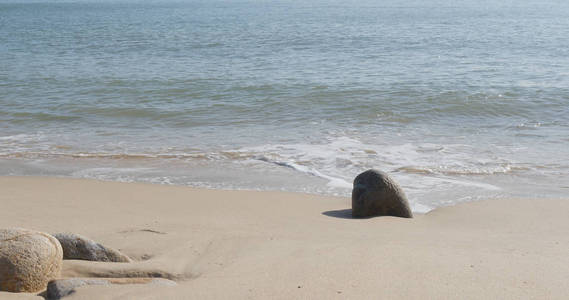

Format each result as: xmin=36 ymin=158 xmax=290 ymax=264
xmin=0 ymin=176 xmax=568 ymax=299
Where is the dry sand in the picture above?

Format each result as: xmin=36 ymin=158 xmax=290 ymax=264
xmin=1 ymin=176 xmax=568 ymax=299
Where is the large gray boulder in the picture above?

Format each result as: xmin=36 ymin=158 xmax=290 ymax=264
xmin=46 ymin=277 xmax=176 ymax=299
xmin=0 ymin=228 xmax=63 ymax=293
xmin=352 ymin=169 xmax=413 ymax=218
xmin=53 ymin=233 xmax=131 ymax=263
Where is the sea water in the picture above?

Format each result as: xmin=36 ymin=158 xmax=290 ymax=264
xmin=1 ymin=0 xmax=568 ymax=212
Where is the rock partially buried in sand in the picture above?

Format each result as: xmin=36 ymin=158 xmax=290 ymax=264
xmin=0 ymin=228 xmax=63 ymax=293
xmin=46 ymin=277 xmax=176 ymax=299
xmin=53 ymin=233 xmax=131 ymax=263
xmin=352 ymin=169 xmax=413 ymax=218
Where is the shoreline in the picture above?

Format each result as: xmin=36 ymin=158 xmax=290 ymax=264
xmin=1 ymin=176 xmax=568 ymax=299
xmin=5 ymin=153 xmax=568 ymax=213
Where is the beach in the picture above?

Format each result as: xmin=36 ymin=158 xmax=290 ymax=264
xmin=1 ymin=176 xmax=568 ymax=299
xmin=2 ymin=0 xmax=568 ymax=298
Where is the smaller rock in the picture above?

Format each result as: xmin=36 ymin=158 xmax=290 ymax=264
xmin=53 ymin=233 xmax=131 ymax=263
xmin=0 ymin=228 xmax=63 ymax=293
xmin=352 ymin=169 xmax=413 ymax=218
xmin=46 ymin=278 xmax=176 ymax=299
xmin=46 ymin=278 xmax=109 ymax=299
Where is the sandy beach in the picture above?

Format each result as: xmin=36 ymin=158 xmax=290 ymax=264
xmin=1 ymin=176 xmax=568 ymax=299
xmin=3 ymin=1 xmax=568 ymax=299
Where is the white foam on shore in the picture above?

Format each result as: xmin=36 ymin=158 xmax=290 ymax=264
xmin=240 ymin=136 xmax=507 ymax=191
xmin=1 ymin=133 xmax=565 ymax=212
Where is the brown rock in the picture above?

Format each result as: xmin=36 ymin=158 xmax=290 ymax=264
xmin=0 ymin=228 xmax=63 ymax=293
xmin=46 ymin=277 xmax=176 ymax=299
xmin=352 ymin=169 xmax=413 ymax=218
xmin=53 ymin=233 xmax=131 ymax=263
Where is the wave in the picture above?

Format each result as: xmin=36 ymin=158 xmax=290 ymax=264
xmin=3 ymin=133 xmax=568 ymax=212
xmin=254 ymin=155 xmax=352 ymax=189
xmin=394 ymin=164 xmax=530 ymax=176
xmin=3 ymin=112 xmax=81 ymax=123
xmin=0 ymin=136 xmax=543 ymax=178
xmin=0 ymin=151 xmax=224 ymax=161
xmin=0 ymin=134 xmax=562 ymax=198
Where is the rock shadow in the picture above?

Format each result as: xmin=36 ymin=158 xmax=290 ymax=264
xmin=322 ymin=209 xmax=385 ymax=219
xmin=322 ymin=209 xmax=354 ymax=219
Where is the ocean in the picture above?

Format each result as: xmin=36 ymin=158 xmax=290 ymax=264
xmin=1 ymin=0 xmax=568 ymax=212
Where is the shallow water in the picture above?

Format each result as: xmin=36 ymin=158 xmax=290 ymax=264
xmin=1 ymin=0 xmax=568 ymax=211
